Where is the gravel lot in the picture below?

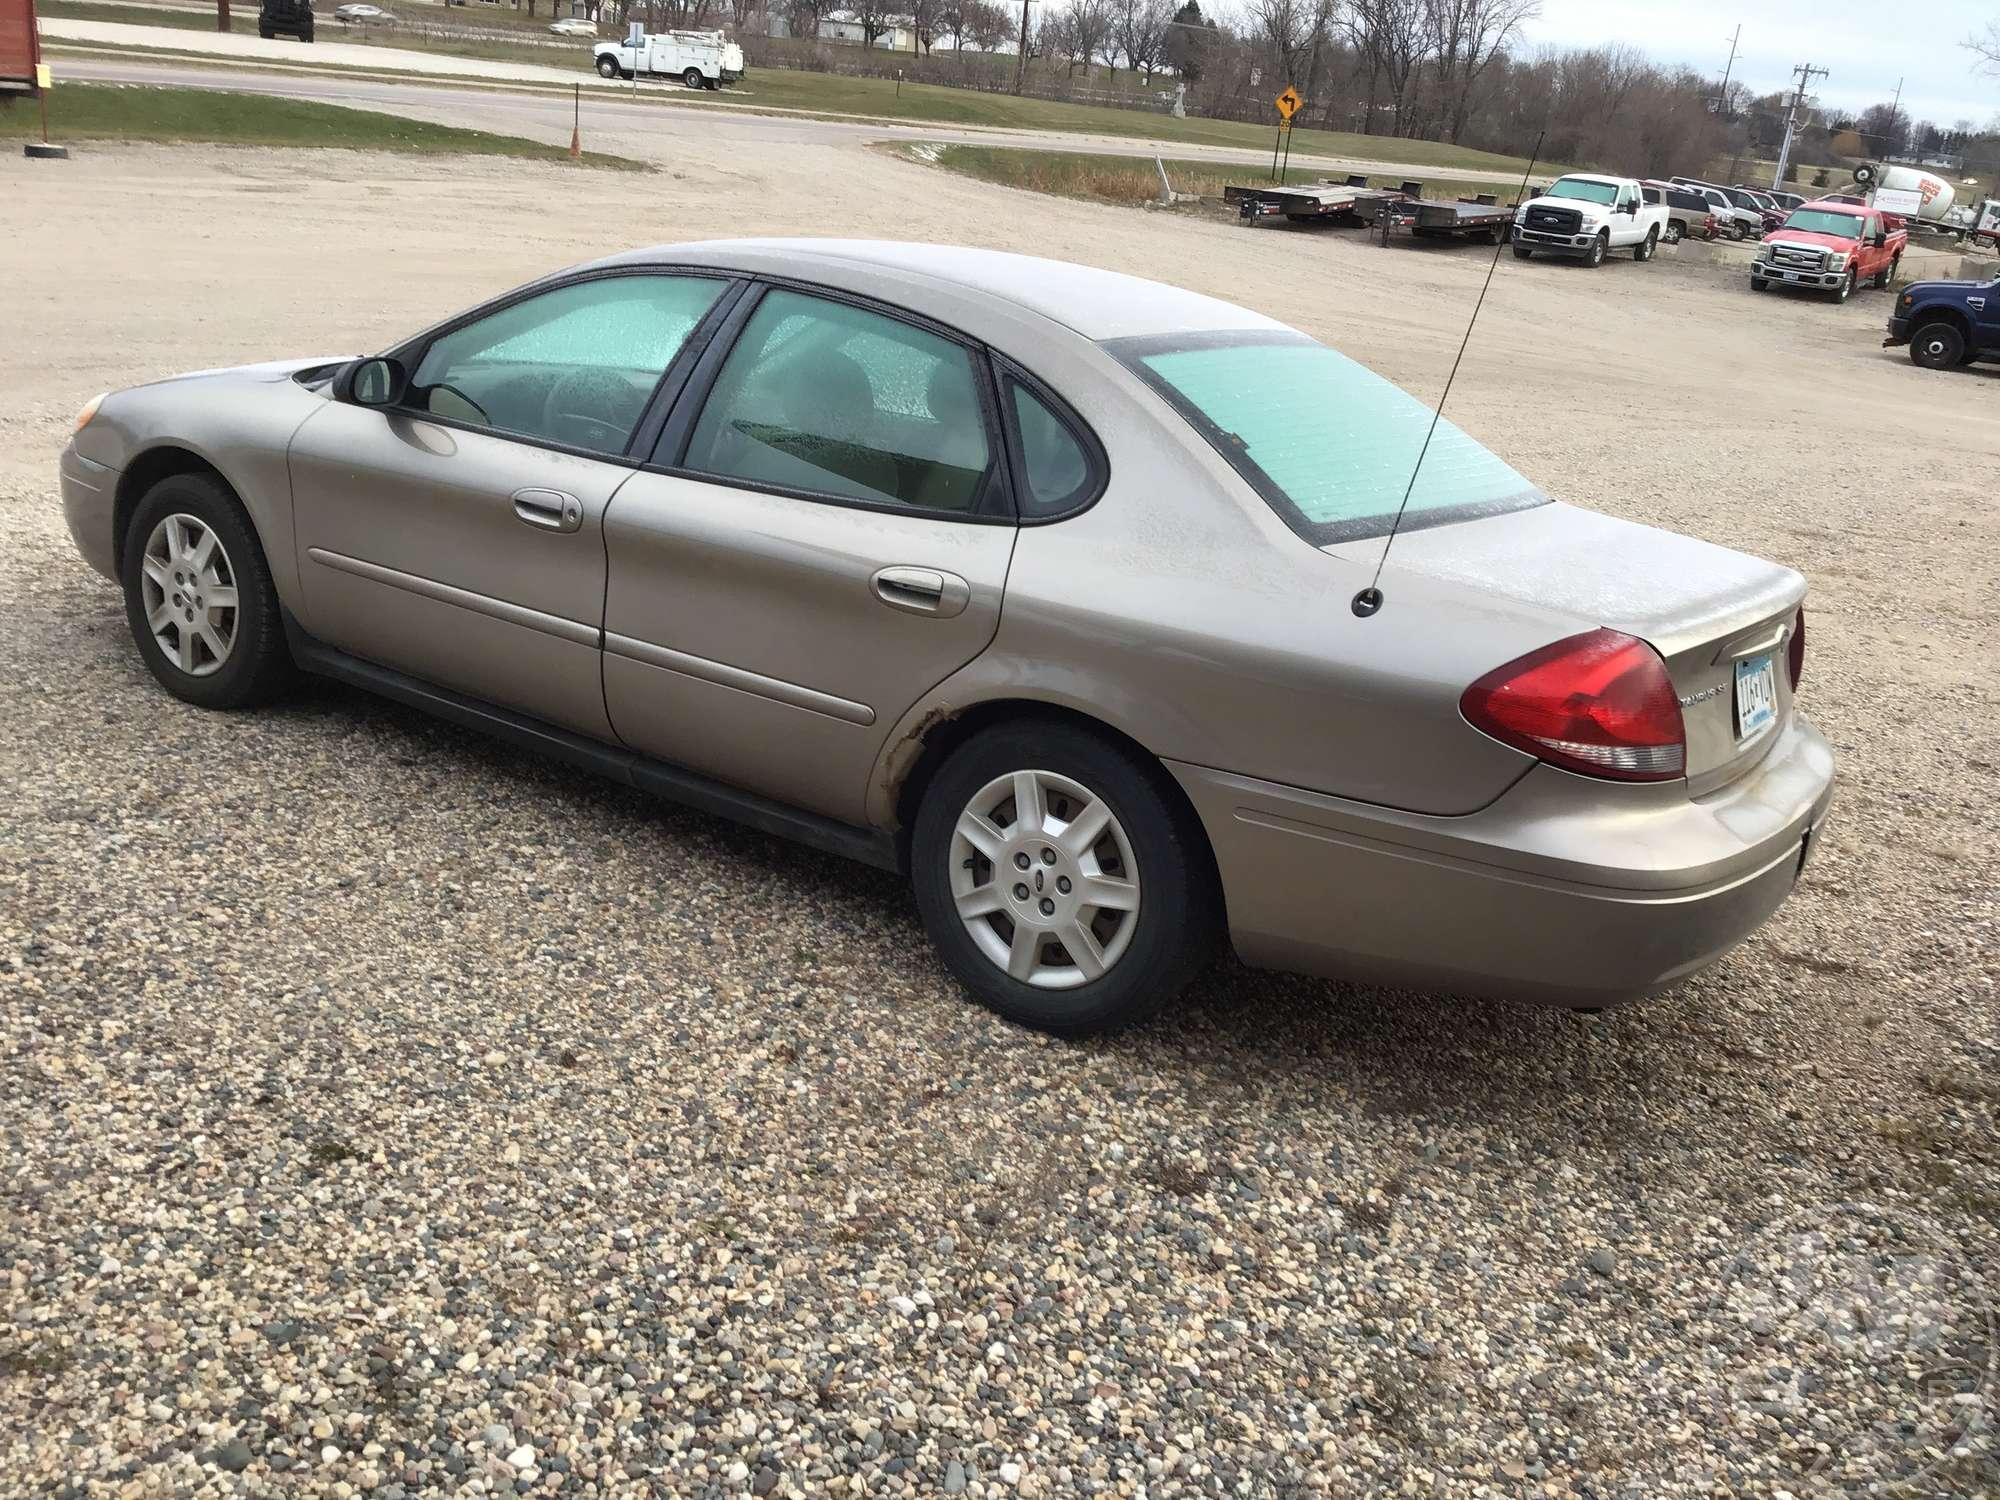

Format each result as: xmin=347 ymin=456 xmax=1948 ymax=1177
xmin=3 ymin=144 xmax=1997 ymax=1499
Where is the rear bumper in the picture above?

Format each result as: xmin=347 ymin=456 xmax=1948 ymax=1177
xmin=1170 ymin=713 xmax=1836 ymax=1008
xmin=60 ymin=440 xmax=120 ymax=582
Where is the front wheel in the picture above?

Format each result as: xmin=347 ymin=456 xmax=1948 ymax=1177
xmin=596 ymin=54 xmax=619 ymax=78
xmin=1583 ymin=232 xmax=1606 ymax=267
xmin=910 ymin=722 xmax=1217 ymax=1036
xmin=120 ymin=473 xmax=295 ymax=710
xmin=1909 ymin=321 xmax=1966 ymax=369
xmin=683 ymin=67 xmax=703 ymax=89
xmin=1831 ymin=269 xmax=1855 ymax=304
xmin=1512 ymin=244 xmax=1532 ymax=260
xmin=1634 ymin=227 xmax=1657 ymax=261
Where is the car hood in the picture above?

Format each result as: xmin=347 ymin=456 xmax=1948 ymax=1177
xmin=1901 ymin=278 xmax=1989 ymax=295
xmin=1324 ymin=500 xmax=1801 ymax=661
xmin=120 ymin=356 xmax=356 ymax=392
xmin=1762 ymin=229 xmax=1858 ymax=251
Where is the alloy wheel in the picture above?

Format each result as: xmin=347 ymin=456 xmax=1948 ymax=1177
xmin=949 ymin=769 xmax=1140 ymax=990
xmin=140 ymin=513 xmax=238 ymax=677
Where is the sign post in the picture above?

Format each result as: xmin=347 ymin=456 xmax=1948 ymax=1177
xmin=1271 ymin=85 xmax=1301 ymax=183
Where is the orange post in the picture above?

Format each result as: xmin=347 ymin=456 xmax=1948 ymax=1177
xmin=569 ymin=82 xmax=580 ymax=161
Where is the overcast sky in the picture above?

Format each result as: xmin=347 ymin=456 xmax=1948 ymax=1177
xmin=1525 ymin=1 xmax=1999 ymax=129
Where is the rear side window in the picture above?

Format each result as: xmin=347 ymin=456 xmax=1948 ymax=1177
xmin=685 ymin=289 xmax=995 ymax=514
xmin=1111 ymin=330 xmax=1543 ymax=544
xmin=1005 ymin=378 xmax=1097 ymax=518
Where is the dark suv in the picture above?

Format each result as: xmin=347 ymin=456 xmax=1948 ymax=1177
xmin=259 ymin=0 xmax=314 ymax=41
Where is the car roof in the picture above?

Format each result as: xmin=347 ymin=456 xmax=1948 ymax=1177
xmin=593 ymin=239 xmax=1284 ymax=343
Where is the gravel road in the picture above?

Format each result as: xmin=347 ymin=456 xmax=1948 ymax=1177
xmin=2 ymin=144 xmax=1996 ymax=1499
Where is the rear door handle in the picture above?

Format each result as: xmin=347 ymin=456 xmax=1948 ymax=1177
xmin=513 ymin=487 xmax=582 ymax=534
xmin=872 ymin=565 xmax=970 ymax=618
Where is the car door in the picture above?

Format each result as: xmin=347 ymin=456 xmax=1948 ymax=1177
xmin=289 ymin=270 xmax=736 ymax=740
xmin=600 ymin=283 xmax=1018 ymax=826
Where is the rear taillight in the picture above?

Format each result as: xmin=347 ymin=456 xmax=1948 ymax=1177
xmin=1787 ymin=606 xmax=1805 ymax=690
xmin=1461 ymin=628 xmax=1686 ymax=782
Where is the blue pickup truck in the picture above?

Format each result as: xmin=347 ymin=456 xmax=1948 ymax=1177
xmin=1884 ymin=275 xmax=2000 ymax=369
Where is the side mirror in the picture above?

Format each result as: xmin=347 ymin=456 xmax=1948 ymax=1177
xmin=1874 ymin=231 xmax=1887 ymax=247
xmin=333 ymin=356 xmax=408 ymax=408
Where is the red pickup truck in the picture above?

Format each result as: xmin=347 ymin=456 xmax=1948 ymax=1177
xmin=1750 ymin=200 xmax=1907 ymax=303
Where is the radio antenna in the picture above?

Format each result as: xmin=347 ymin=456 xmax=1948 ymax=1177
xmin=1352 ymin=130 xmax=1546 ymax=619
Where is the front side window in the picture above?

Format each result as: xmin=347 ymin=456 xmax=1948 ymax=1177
xmin=411 ymin=274 xmax=725 ymax=456
xmin=683 ymin=289 xmax=994 ymax=513
xmin=1111 ymin=331 xmax=1544 ymax=544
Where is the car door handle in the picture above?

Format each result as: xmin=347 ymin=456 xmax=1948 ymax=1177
xmin=512 ymin=487 xmax=582 ymax=534
xmin=872 ymin=565 xmax=970 ymax=618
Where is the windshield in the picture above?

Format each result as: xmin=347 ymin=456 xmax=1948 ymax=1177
xmin=1544 ymin=177 xmax=1619 ymax=206
xmin=1782 ymin=209 xmax=1864 ymax=238
xmin=1109 ymin=331 xmax=1545 ymax=544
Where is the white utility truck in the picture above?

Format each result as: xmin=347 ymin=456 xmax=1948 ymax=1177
xmin=594 ymin=27 xmax=743 ymax=88
xmin=1512 ymin=174 xmax=1671 ymax=266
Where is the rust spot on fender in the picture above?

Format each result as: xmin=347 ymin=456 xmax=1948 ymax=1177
xmin=878 ymin=702 xmax=956 ymax=815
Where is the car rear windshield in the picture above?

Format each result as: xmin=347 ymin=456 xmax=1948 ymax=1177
xmin=1544 ymin=177 xmax=1619 ymax=206
xmin=1783 ymin=210 xmax=1864 ymax=237
xmin=1107 ymin=331 xmax=1545 ymax=544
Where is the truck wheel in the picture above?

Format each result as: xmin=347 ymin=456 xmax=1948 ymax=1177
xmin=1832 ymin=269 xmax=1855 ymax=304
xmin=1512 ymin=245 xmax=1532 ymax=260
xmin=1584 ymin=232 xmax=1606 ymax=267
xmin=596 ymin=54 xmax=619 ymax=77
xmin=1750 ymin=275 xmax=1768 ymax=292
xmin=683 ymin=67 xmax=703 ymax=89
xmin=1909 ymin=322 xmax=1965 ymax=370
xmin=1874 ymin=256 xmax=1898 ymax=290
xmin=1663 ymin=221 xmax=1683 ymax=245
xmin=1634 ymin=227 xmax=1658 ymax=262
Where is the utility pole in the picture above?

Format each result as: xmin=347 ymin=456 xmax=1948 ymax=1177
xmin=1717 ymin=25 xmax=1742 ymax=181
xmin=1013 ymin=0 xmax=1032 ymax=95
xmin=1886 ymin=75 xmax=1904 ymax=157
xmin=218 ymin=0 xmax=230 ymax=31
xmin=1771 ymin=60 xmax=1828 ymax=191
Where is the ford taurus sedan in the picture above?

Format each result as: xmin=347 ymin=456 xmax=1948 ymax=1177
xmin=58 ymin=240 xmax=1834 ymax=1035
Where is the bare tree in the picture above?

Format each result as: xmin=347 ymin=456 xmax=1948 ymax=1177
xmin=963 ymin=0 xmax=1011 ymax=49
xmin=852 ymin=0 xmax=895 ymax=45
xmin=1112 ymin=0 xmax=1170 ymax=80
xmin=1426 ymin=0 xmax=1537 ymax=141
xmin=1969 ymin=21 xmax=2000 ymax=73
xmin=1046 ymin=0 xmax=1113 ymax=75
xmin=1251 ymin=0 xmax=1311 ymax=86
xmin=1345 ymin=0 xmax=1431 ymax=136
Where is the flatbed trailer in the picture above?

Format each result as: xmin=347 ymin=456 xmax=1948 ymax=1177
xmin=1376 ymin=192 xmax=1513 ymax=245
xmin=1224 ymin=175 xmax=1397 ymax=228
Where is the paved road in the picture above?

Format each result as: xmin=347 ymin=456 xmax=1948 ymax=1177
xmin=47 ymin=42 xmax=1533 ymax=186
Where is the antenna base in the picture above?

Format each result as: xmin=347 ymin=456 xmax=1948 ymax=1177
xmin=1351 ymin=587 xmax=1383 ymax=618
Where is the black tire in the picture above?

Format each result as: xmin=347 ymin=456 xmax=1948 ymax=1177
xmin=1831 ymin=269 xmax=1855 ymax=304
xmin=258 ymin=23 xmax=272 ymax=36
xmin=1908 ymin=321 xmax=1965 ymax=370
xmin=300 ymin=26 xmax=313 ymax=40
xmin=1663 ymin=220 xmax=1683 ymax=245
xmin=120 ymin=472 xmax=295 ymax=711
xmin=682 ymin=67 xmax=703 ymax=89
xmin=1874 ymin=255 xmax=1898 ymax=290
xmin=910 ymin=721 xmax=1217 ymax=1037
xmin=1512 ymin=244 xmax=1532 ymax=260
xmin=596 ymin=54 xmax=619 ymax=78
xmin=1583 ymin=232 xmax=1606 ymax=267
xmin=1634 ymin=227 xmax=1657 ymax=261
xmin=1750 ymin=275 xmax=1769 ymax=292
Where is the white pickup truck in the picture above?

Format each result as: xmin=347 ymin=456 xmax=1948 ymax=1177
xmin=1511 ymin=174 xmax=1670 ymax=267
xmin=594 ymin=28 xmax=744 ymax=89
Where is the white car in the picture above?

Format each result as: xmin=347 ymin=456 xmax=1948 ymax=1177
xmin=1511 ymin=174 xmax=1671 ymax=266
xmin=333 ymin=3 xmax=394 ymax=22
xmin=549 ymin=17 xmax=597 ymax=36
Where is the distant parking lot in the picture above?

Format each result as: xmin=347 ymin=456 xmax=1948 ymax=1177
xmin=3 ymin=141 xmax=1995 ymax=1495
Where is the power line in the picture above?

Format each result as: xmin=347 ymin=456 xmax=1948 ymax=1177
xmin=1770 ymin=60 xmax=1828 ymax=191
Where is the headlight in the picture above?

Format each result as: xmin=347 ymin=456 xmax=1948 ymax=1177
xmin=74 ymin=393 xmax=106 ymax=434
xmin=1826 ymin=253 xmax=1848 ymax=270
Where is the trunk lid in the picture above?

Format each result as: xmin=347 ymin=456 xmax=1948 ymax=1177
xmin=1326 ymin=502 xmax=1804 ymax=793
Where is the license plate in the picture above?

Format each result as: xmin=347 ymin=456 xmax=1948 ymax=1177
xmin=1735 ymin=654 xmax=1776 ymax=738
xmin=1782 ymin=271 xmax=1798 ymax=281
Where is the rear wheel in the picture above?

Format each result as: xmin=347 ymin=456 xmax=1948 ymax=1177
xmin=120 ymin=473 xmax=295 ymax=710
xmin=910 ymin=722 xmax=1216 ymax=1037
xmin=1909 ymin=321 xmax=1966 ymax=370
xmin=1874 ymin=255 xmax=1898 ymax=290
xmin=1634 ymin=227 xmax=1658 ymax=261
